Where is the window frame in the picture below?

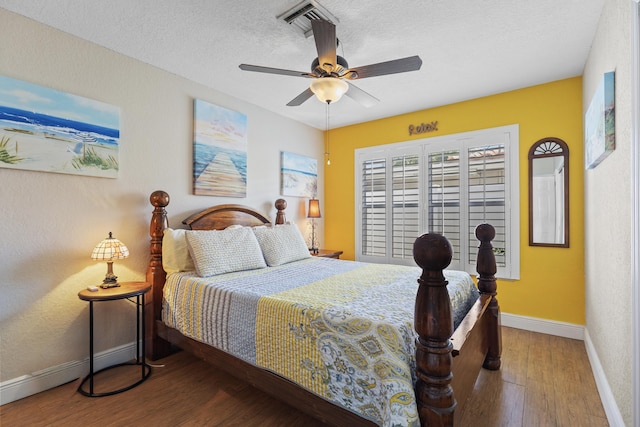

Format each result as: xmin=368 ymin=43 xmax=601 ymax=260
xmin=355 ymin=124 xmax=520 ymax=279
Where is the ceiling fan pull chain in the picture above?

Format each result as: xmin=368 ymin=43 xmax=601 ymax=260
xmin=325 ymin=101 xmax=331 ymax=166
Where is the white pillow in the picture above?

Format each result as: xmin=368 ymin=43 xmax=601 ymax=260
xmin=253 ymin=224 xmax=311 ymax=267
xmin=185 ymin=227 xmax=267 ymax=277
xmin=162 ymin=228 xmax=195 ymax=274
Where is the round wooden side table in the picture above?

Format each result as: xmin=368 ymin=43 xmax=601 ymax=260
xmin=77 ymin=281 xmax=152 ymax=397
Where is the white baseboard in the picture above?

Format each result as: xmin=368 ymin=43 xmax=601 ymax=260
xmin=584 ymin=329 xmax=626 ymax=427
xmin=0 ymin=341 xmax=136 ymax=406
xmin=500 ymin=312 xmax=585 ymax=340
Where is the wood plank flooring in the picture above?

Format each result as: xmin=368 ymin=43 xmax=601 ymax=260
xmin=0 ymin=327 xmax=608 ymax=426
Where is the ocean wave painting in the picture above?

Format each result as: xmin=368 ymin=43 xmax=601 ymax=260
xmin=281 ymin=151 xmax=317 ymax=198
xmin=0 ymin=75 xmax=120 ymax=178
xmin=193 ymin=99 xmax=247 ymax=197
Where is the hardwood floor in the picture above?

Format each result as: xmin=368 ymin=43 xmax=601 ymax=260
xmin=457 ymin=327 xmax=608 ymax=427
xmin=0 ymin=327 xmax=608 ymax=426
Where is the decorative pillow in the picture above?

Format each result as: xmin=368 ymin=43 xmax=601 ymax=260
xmin=162 ymin=228 xmax=195 ymax=274
xmin=253 ymin=224 xmax=311 ymax=267
xmin=185 ymin=227 xmax=267 ymax=277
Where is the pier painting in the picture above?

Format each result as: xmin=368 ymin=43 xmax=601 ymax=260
xmin=193 ymin=99 xmax=247 ymax=197
xmin=0 ymin=75 xmax=120 ymax=178
xmin=281 ymin=151 xmax=317 ymax=198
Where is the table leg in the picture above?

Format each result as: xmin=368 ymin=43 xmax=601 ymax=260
xmin=89 ymin=300 xmax=94 ymax=395
xmin=140 ymin=293 xmax=146 ymax=377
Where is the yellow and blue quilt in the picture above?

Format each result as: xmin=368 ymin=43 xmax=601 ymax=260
xmin=163 ymin=258 xmax=477 ymax=426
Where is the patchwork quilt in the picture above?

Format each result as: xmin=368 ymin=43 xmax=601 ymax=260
xmin=162 ymin=257 xmax=478 ymax=426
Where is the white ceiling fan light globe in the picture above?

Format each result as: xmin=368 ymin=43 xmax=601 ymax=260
xmin=310 ymin=77 xmax=349 ymax=104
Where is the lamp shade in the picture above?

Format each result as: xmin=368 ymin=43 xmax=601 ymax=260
xmin=307 ymin=198 xmax=322 ymax=218
xmin=310 ymin=77 xmax=349 ymax=104
xmin=91 ymin=232 xmax=129 ymax=261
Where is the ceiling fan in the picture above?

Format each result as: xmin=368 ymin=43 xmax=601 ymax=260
xmin=239 ymin=19 xmax=422 ymax=107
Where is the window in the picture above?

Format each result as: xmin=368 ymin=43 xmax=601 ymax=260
xmin=355 ymin=125 xmax=520 ymax=279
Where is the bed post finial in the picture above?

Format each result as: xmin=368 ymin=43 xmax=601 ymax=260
xmin=475 ymin=223 xmax=502 ymax=370
xmin=413 ymin=233 xmax=455 ymax=427
xmin=475 ymin=224 xmax=497 ymax=295
xmin=275 ymin=198 xmax=287 ymax=224
xmin=150 ymin=190 xmax=170 ymax=209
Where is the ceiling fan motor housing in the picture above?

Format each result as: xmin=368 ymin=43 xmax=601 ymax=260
xmin=311 ymin=55 xmax=350 ymax=77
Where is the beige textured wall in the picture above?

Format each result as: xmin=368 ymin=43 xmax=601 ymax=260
xmin=0 ymin=9 xmax=322 ymax=385
xmin=583 ymin=0 xmax=634 ymax=424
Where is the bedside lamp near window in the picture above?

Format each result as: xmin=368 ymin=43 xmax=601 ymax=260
xmin=91 ymin=232 xmax=129 ymax=288
xmin=307 ymin=198 xmax=321 ymax=254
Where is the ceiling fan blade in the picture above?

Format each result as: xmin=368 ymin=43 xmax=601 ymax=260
xmin=286 ymin=87 xmax=315 ymax=106
xmin=311 ymin=19 xmax=337 ymax=71
xmin=239 ymin=64 xmax=313 ymax=78
xmin=345 ymin=82 xmax=379 ymax=108
xmin=344 ymin=55 xmax=422 ymax=80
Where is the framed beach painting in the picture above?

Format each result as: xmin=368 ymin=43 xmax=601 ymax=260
xmin=585 ymin=71 xmax=615 ymax=169
xmin=0 ymin=75 xmax=120 ymax=178
xmin=281 ymin=151 xmax=317 ymax=198
xmin=193 ymin=99 xmax=247 ymax=197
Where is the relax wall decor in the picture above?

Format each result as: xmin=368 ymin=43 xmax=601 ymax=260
xmin=0 ymin=75 xmax=120 ymax=178
xmin=193 ymin=99 xmax=248 ymax=197
xmin=584 ymin=71 xmax=615 ymax=169
xmin=280 ymin=151 xmax=317 ymax=198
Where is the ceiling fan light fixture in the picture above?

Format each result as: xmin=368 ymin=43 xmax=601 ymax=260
xmin=310 ymin=77 xmax=349 ymax=104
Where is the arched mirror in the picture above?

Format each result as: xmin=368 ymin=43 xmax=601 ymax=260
xmin=528 ymin=137 xmax=569 ymax=247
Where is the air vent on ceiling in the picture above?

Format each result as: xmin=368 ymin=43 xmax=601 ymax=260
xmin=277 ymin=0 xmax=339 ymax=38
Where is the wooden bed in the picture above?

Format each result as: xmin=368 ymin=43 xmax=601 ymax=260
xmin=145 ymin=190 xmax=501 ymax=426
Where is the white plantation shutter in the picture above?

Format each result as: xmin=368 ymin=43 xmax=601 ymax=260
xmin=361 ymin=158 xmax=386 ymax=257
xmin=392 ymin=154 xmax=420 ymax=259
xmin=356 ymin=125 xmax=519 ymax=279
xmin=427 ymin=150 xmax=461 ymax=264
xmin=357 ymin=147 xmax=421 ymax=265
xmin=467 ymin=145 xmax=506 ymax=269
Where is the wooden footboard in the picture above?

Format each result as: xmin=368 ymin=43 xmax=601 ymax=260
xmin=413 ymin=224 xmax=501 ymax=425
xmin=145 ymin=190 xmax=501 ymax=426
xmin=414 ymin=224 xmax=501 ymax=425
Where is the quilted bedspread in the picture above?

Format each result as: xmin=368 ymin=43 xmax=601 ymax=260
xmin=163 ymin=257 xmax=478 ymax=427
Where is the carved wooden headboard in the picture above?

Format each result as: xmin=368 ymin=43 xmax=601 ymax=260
xmin=146 ymin=190 xmax=287 ymax=357
xmin=182 ymin=204 xmax=272 ymax=230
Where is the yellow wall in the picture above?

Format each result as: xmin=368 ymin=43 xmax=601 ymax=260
xmin=324 ymin=77 xmax=585 ymax=324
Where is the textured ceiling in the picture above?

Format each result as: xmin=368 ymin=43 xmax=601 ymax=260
xmin=0 ymin=0 xmax=605 ymax=129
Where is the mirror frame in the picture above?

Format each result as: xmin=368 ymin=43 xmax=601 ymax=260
xmin=528 ymin=137 xmax=570 ymax=247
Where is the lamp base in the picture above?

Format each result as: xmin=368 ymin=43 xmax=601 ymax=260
xmin=100 ymin=280 xmax=121 ymax=289
xmin=309 ymin=218 xmax=319 ymax=255
xmin=100 ymin=269 xmax=120 ymax=288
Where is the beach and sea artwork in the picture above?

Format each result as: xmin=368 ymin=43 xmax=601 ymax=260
xmin=193 ymin=99 xmax=247 ymax=197
xmin=585 ymin=71 xmax=615 ymax=169
xmin=0 ymin=75 xmax=120 ymax=178
xmin=281 ymin=151 xmax=317 ymax=198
